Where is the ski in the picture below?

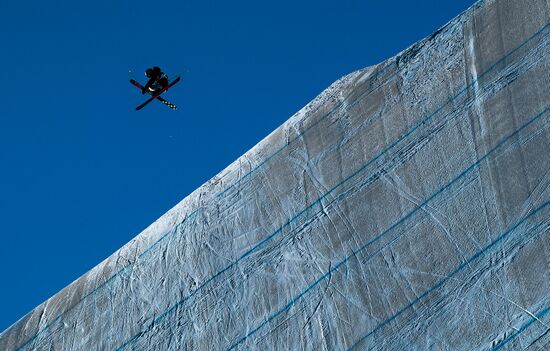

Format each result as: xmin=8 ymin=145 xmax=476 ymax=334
xmin=130 ymin=76 xmax=181 ymax=110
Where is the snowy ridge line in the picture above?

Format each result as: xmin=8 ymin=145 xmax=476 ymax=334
xmin=111 ymin=22 xmax=550 ymax=350
xmin=226 ymin=104 xmax=550 ymax=350
xmin=347 ymin=204 xmax=550 ymax=351
xmin=378 ymin=0 xmax=487 ymax=66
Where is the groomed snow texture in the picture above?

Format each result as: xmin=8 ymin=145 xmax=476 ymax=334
xmin=1 ymin=0 xmax=550 ymax=349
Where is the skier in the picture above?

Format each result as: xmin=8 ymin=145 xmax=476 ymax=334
xmin=129 ymin=67 xmax=181 ymax=110
xmin=142 ymin=66 xmax=169 ymax=95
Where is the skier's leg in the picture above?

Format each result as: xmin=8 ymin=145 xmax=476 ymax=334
xmin=158 ymin=77 xmax=169 ymax=90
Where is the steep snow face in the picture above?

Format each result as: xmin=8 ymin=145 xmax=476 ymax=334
xmin=2 ymin=0 xmax=550 ymax=350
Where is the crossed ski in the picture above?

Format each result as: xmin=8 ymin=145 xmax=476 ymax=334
xmin=130 ymin=76 xmax=181 ymax=110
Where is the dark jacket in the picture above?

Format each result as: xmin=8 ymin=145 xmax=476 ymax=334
xmin=144 ymin=67 xmax=169 ymax=93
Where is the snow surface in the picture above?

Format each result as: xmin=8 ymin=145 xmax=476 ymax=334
xmin=1 ymin=0 xmax=550 ymax=349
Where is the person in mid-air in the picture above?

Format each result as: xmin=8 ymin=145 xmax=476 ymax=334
xmin=142 ymin=66 xmax=169 ymax=94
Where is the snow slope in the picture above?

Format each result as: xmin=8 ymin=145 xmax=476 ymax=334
xmin=1 ymin=0 xmax=549 ymax=349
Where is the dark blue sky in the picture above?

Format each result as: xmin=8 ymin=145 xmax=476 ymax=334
xmin=0 ymin=0 xmax=477 ymax=332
